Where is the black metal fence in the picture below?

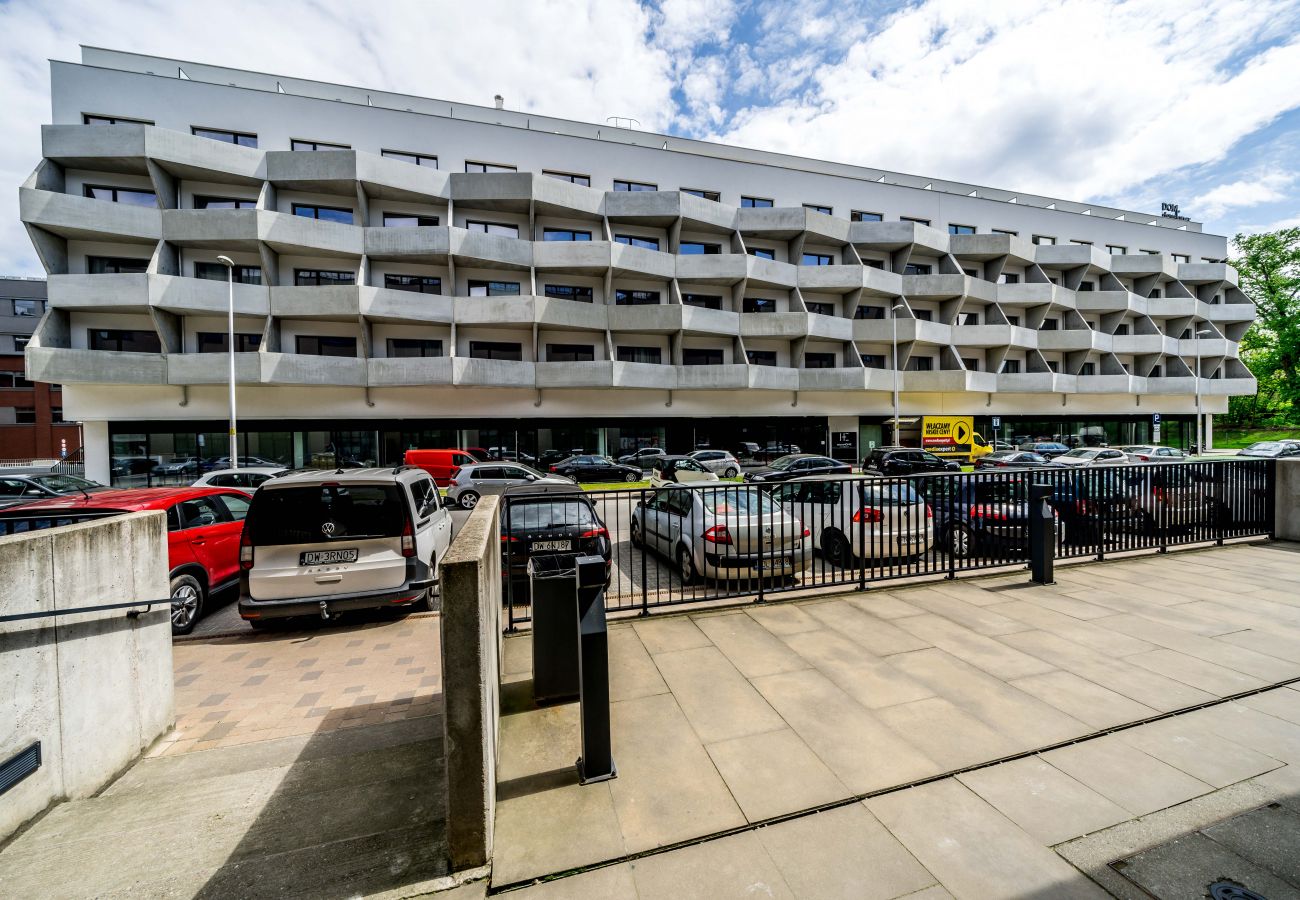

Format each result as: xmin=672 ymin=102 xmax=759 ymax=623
xmin=499 ymin=459 xmax=1276 ymax=629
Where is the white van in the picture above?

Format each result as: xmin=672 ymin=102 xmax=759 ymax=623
xmin=238 ymin=466 xmax=452 ymax=626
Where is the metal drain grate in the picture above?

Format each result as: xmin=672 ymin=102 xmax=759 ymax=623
xmin=0 ymin=741 xmax=41 ymax=796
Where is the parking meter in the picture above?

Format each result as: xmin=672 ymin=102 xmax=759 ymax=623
xmin=1028 ymin=483 xmax=1055 ymax=584
xmin=528 ymin=554 xmax=580 ymax=704
xmin=575 ymin=554 xmax=617 ymax=784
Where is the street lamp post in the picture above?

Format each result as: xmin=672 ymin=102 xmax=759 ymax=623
xmin=1194 ymin=327 xmax=1211 ymax=456
xmin=217 ymin=256 xmax=238 ymax=470
xmin=891 ymin=303 xmax=906 ymax=445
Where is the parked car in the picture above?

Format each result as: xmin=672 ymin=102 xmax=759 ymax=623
xmin=1124 ymin=466 xmax=1212 ymax=533
xmin=744 ymin=454 xmax=852 ymax=483
xmin=111 ymin=456 xmax=155 ymax=477
xmin=689 ymin=449 xmax=742 ymax=478
xmin=3 ymin=486 xmax=253 ymax=634
xmin=617 ymin=447 xmax=667 ymax=468
xmin=487 ymin=447 xmax=537 ymax=465
xmin=551 ymin=454 xmax=643 ymax=483
xmin=446 ymin=462 xmax=574 ymax=509
xmin=463 ymin=447 xmax=490 ymax=462
xmin=1050 ymin=448 xmax=1131 ymax=468
xmin=991 ymin=440 xmax=1016 ymax=451
xmin=499 ymin=485 xmax=611 ymax=603
xmin=630 ymin=484 xmax=810 ymax=583
xmin=0 ymin=471 xmax=109 ymax=509
xmin=909 ymin=475 xmax=1032 ymax=559
xmin=754 ymin=442 xmax=803 ymax=463
xmin=539 ymin=448 xmax=585 ymax=468
xmin=650 ymin=456 xmax=720 ymax=487
xmin=735 ymin=441 xmax=761 ymax=461
xmin=239 ymin=467 xmax=452 ymax=626
xmin=1237 ymin=440 xmax=1300 ymax=459
xmin=1018 ymin=441 xmax=1070 ymax=459
xmin=404 ymin=448 xmax=482 ymax=486
xmin=202 ymin=455 xmax=281 ymax=472
xmin=1119 ymin=445 xmax=1188 ymax=464
xmin=862 ymin=447 xmax=961 ymax=476
xmin=1047 ymin=468 xmax=1145 ymax=546
xmin=974 ymin=450 xmax=1050 ymax=470
xmin=192 ymin=467 xmax=290 ymax=489
xmin=770 ymin=475 xmax=933 ymax=567
xmin=151 ymin=457 xmax=202 ymax=478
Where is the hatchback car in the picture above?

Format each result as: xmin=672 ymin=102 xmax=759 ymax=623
xmin=770 ymin=476 xmax=933 ymax=567
xmin=151 ymin=457 xmax=202 ymax=478
xmin=539 ymin=448 xmax=585 ymax=468
xmin=238 ymin=467 xmax=452 ymax=626
xmin=617 ymin=447 xmax=667 ymax=468
xmin=862 ymin=448 xmax=961 ymax=476
xmin=630 ymin=484 xmax=810 ymax=583
xmin=744 ymin=454 xmax=851 ymax=483
xmin=192 ymin=467 xmax=288 ymax=489
xmin=689 ymin=449 xmax=742 ymax=478
xmin=1119 ymin=446 xmax=1187 ymax=464
xmin=551 ymin=454 xmax=643 ymax=483
xmin=0 ymin=471 xmax=108 ymax=509
xmin=909 ymin=475 xmax=1033 ymax=559
xmin=499 ymin=486 xmax=612 ymax=604
xmin=1237 ymin=440 xmax=1300 ymax=459
xmin=974 ymin=450 xmax=1050 ymax=470
xmin=1050 ymin=448 xmax=1130 ymax=468
xmin=650 ymin=456 xmax=720 ymax=487
xmin=1019 ymin=441 xmax=1070 ymax=459
xmin=446 ymin=462 xmax=574 ymax=509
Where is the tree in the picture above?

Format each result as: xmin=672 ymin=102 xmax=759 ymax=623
xmin=1229 ymin=228 xmax=1300 ymax=424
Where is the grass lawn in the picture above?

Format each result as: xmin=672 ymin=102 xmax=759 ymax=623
xmin=577 ymin=476 xmax=746 ymax=491
xmin=1212 ymin=427 xmax=1300 ymax=449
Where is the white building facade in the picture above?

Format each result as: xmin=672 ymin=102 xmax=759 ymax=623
xmin=21 ymin=48 xmax=1255 ymax=482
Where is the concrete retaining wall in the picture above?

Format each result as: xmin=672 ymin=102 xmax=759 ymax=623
xmin=1277 ymin=458 xmax=1300 ymax=541
xmin=0 ymin=511 xmax=173 ymax=842
xmin=439 ymin=495 xmax=503 ymax=872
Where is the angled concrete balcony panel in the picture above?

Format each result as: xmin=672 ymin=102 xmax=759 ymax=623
xmin=1074 ymin=374 xmax=1139 ymax=394
xmin=901 ymin=370 xmax=988 ymax=393
xmin=167 ymin=351 xmax=261 ymax=385
xmin=1145 ymin=376 xmax=1196 ymax=395
xmin=270 ymin=285 xmax=360 ymax=320
xmin=802 ymin=212 xmax=852 ymax=244
xmin=152 ymin=274 xmax=269 ymax=317
xmin=851 ymin=318 xmax=951 ymax=344
xmin=162 ymin=209 xmax=261 ymax=250
xmin=1033 ymin=243 xmax=1109 ymax=271
xmin=452 ymin=295 xmax=535 ymax=327
xmin=604 ymin=190 xmax=680 ymax=225
xmin=962 ymin=277 xmax=999 ymax=303
xmin=534 ymin=296 xmax=608 ymax=331
xmin=1203 ymin=302 xmax=1256 ymax=323
xmin=952 ymin=324 xmax=1020 ymax=348
xmin=797 ymin=265 xmax=864 ymax=293
xmin=610 ymin=243 xmax=675 ymax=279
xmin=533 ymin=240 xmax=612 ymax=275
xmin=26 ymin=347 xmax=165 ymax=384
xmin=949 ymin=232 xmax=1036 ymax=262
xmin=1178 ymin=262 xmax=1237 ymax=286
xmin=367 ymin=356 xmax=453 ymax=387
xmin=41 ymin=123 xmax=150 ymax=175
xmin=680 ymin=305 xmax=739 ymax=336
xmin=536 ymin=360 xmax=614 ymax=388
xmin=1144 ymin=296 xmax=1198 ymax=319
xmin=1178 ymin=338 xmax=1233 ymax=358
xmin=902 ymin=273 xmax=965 ymax=300
xmin=1110 ymin=253 xmax=1177 ymax=278
xmin=863 ymin=367 xmax=901 ymax=392
xmin=861 ymin=266 xmax=905 ymax=297
xmin=260 ymin=351 xmax=366 ymax=386
xmin=737 ymin=206 xmax=810 ymax=240
xmin=259 ymin=210 xmax=362 ymax=257
xmin=996 ymin=282 xmax=1061 ymax=307
xmin=451 ymin=172 xmax=535 ymax=212
xmin=1036 ymin=329 xmax=1108 ymax=352
xmin=531 ymin=175 xmax=605 ymax=219
xmin=798 ymin=368 xmax=869 ymax=391
xmin=48 ymin=273 xmax=151 ymax=312
xmin=1204 ymin=376 xmax=1257 ymax=396
xmin=741 ymin=312 xmax=807 ymax=340
xmin=363 ymin=225 xmax=451 ymax=261
xmin=805 ymin=313 xmax=853 ymax=341
xmin=1111 ymin=334 xmax=1166 ymax=355
xmin=744 ymin=256 xmax=798 ymax=288
xmin=356 ymin=154 xmax=449 ymax=202
xmin=608 ymin=304 xmax=681 ymax=334
xmin=449 ymin=227 xmax=531 ymax=270
xmin=747 ymin=365 xmax=800 ymax=390
xmin=452 ymin=357 xmax=536 ymax=388
xmin=21 ymin=188 xmax=160 ymax=243
xmin=358 ymin=286 xmax=452 ymax=325
xmin=674 ymin=253 xmax=747 ymax=284
xmin=849 ymin=220 xmax=927 ymax=251
xmin=611 ymin=361 xmax=677 ymax=390
xmin=42 ymin=124 xmax=264 ymax=183
xmin=678 ymin=193 xmax=736 ymax=231
xmin=266 ymin=150 xmax=365 ymax=194
xmin=677 ymin=363 xmax=749 ymax=390
xmin=146 ymin=128 xmax=264 ymax=183
xmin=1074 ymin=290 xmax=1134 ymax=314
xmin=996 ymin=372 xmax=1068 ymax=393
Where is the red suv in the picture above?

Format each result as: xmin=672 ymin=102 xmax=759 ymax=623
xmin=5 ymin=487 xmax=252 ymax=635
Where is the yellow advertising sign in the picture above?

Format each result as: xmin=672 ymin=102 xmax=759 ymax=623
xmin=921 ymin=416 xmax=974 ymax=453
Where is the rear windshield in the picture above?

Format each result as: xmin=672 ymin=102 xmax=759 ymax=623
xmin=859 ymin=483 xmax=923 ymax=506
xmin=29 ymin=475 xmax=100 ymax=493
xmin=505 ymin=499 xmax=598 ymax=531
xmin=701 ymin=488 xmax=778 ymax=515
xmin=248 ymin=484 xmax=405 ymax=544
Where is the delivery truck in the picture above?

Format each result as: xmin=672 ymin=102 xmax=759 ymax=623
xmin=896 ymin=416 xmax=993 ymax=463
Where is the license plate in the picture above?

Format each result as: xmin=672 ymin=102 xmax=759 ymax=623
xmin=300 ymin=549 xmax=358 ymax=565
xmin=531 ymin=540 xmax=572 ymax=552
xmin=759 ymin=558 xmax=790 ymax=571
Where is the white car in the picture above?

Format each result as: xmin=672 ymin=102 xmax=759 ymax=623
xmin=1119 ymin=445 xmax=1187 ymax=464
xmin=238 ymin=467 xmax=453 ymax=626
xmin=688 ymin=449 xmax=742 ymax=478
xmin=1050 ymin=448 xmax=1131 ymax=468
xmin=770 ymin=475 xmax=934 ymax=566
xmin=192 ymin=466 xmax=288 ymax=489
xmin=649 ymin=456 xmax=720 ymax=488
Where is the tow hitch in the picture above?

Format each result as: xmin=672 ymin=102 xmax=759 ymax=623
xmin=319 ymin=600 xmax=331 ymax=620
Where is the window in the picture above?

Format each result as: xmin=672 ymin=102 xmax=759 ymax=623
xmin=1072 ymin=240 xmax=1092 ymax=246
xmin=617 ymin=346 xmax=661 ymax=364
xmin=1002 ymin=273 xmax=1020 ymax=284
xmin=742 ymin=297 xmax=776 ymax=313
xmin=851 ymin=210 xmax=883 ymax=222
xmin=805 ymin=352 xmax=836 ymax=368
xmin=1001 ymin=359 xmax=1021 ymax=374
xmin=746 ymin=350 xmax=777 ymax=366
xmin=682 ymin=188 xmax=720 ymax=201
xmin=469 ymin=341 xmax=522 ymax=361
xmin=748 ymin=247 xmax=775 ymax=260
xmin=14 ymin=409 xmax=36 ymax=425
xmin=679 ymin=241 xmax=721 ymax=255
xmin=292 ymin=203 xmax=353 ymax=224
xmin=1172 ymin=254 xmax=1190 ymax=264
xmin=382 ymin=150 xmax=437 ymax=168
xmin=910 ymin=357 xmax=933 ymax=371
xmin=901 ymin=216 xmax=931 ymax=226
xmin=801 ymin=252 xmax=833 ymax=266
xmin=962 ymin=357 xmax=980 ymax=371
xmin=948 ymin=224 xmax=976 ymax=235
xmin=615 ymin=289 xmax=660 ymax=306
xmin=682 ymin=293 xmax=722 ymax=309
xmin=1032 ymin=235 xmax=1056 ymax=245
xmin=83 ymin=184 xmax=157 ymax=206
xmin=1047 ymin=360 xmax=1060 ymax=373
xmin=14 ymin=336 xmax=30 ymax=352
xmin=388 ymin=338 xmax=443 ymax=358
xmin=296 ymin=335 xmax=357 ymax=357
xmin=913 ymin=310 xmax=933 ymax=321
xmin=12 ymin=299 xmax=39 ymax=317
xmin=1149 ymin=288 xmax=1163 ymax=299
xmin=862 ymin=259 xmax=884 ymax=269
xmin=1115 ymin=323 xmax=1130 ymax=335
xmin=383 ymin=213 xmax=439 ymax=227
xmin=0 ymin=372 xmax=33 ymax=388
xmin=1149 ymin=364 xmax=1162 ymax=377
xmin=805 ymin=302 xmax=834 ymax=316
xmin=197 ymin=332 xmax=262 ymax=353
xmin=87 ymin=256 xmax=148 ymax=274
xmin=1079 ymin=280 xmax=1095 ymax=292
xmin=89 ymin=329 xmax=161 ymax=352
xmin=1006 ymin=315 xmax=1020 ymax=326
xmin=195 ymin=261 xmax=262 ymax=284
xmin=466 ymin=220 xmax=520 ymax=238
xmin=1107 ymin=245 xmax=1127 ymax=255
xmin=384 ymin=274 xmax=441 ymax=294
xmin=904 ymin=263 xmax=932 ymax=276
xmin=542 ymin=227 xmax=592 ymax=242
xmin=547 ymin=344 xmax=595 ymax=362
xmin=194 ymin=196 xmax=256 ymax=210
xmin=192 ymin=127 xmax=257 ymax=148
xmin=741 ymin=196 xmax=773 ymax=208
xmin=683 ymin=348 xmax=724 ymax=365
xmin=465 ymin=161 xmax=517 ymax=173
xmin=294 ymin=269 xmax=355 ymax=286
xmin=543 ymin=284 xmax=594 ymax=303
xmin=614 ymin=234 xmax=660 ymax=251
xmin=291 ymin=139 xmax=349 ymax=151
xmin=804 ymin=204 xmax=832 ymax=215
xmin=467 ymin=280 xmax=520 ymax=297
xmin=854 ymin=305 xmax=884 ymax=320
xmin=83 ymin=113 xmax=153 ymax=126
xmin=1141 ymin=249 xmax=1159 ymax=255
xmin=992 ymin=228 xmax=1018 ymax=236
xmin=613 ymin=179 xmax=656 ymax=192
xmin=542 ymin=170 xmax=590 ymax=186
xmin=1041 ymin=318 xmax=1059 ymax=330
xmin=1081 ymin=362 xmax=1096 ymax=376
xmin=861 ymin=354 xmax=886 ymax=368
xmin=957 ymin=312 xmax=979 ymax=325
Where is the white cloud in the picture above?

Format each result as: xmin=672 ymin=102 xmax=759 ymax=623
xmin=1191 ymin=172 xmax=1298 ymax=220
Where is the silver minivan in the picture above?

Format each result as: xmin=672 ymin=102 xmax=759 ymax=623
xmin=446 ymin=462 xmax=575 ymax=510
xmin=238 ymin=467 xmax=453 ymax=625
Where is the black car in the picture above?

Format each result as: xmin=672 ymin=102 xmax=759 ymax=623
xmin=0 ymin=471 xmax=109 ymax=509
xmin=617 ymin=447 xmax=667 ymax=467
xmin=1020 ymin=442 xmax=1070 ymax=460
xmin=863 ymin=448 xmax=961 ymax=476
xmin=500 ymin=486 xmax=612 ymax=603
xmin=539 ymin=448 xmax=585 ymax=468
xmin=910 ymin=474 xmax=1028 ymax=558
xmin=973 ymin=450 xmax=1050 ymax=470
xmin=753 ymin=442 xmax=803 ymax=464
xmin=744 ymin=454 xmax=851 ymax=483
xmin=551 ymin=454 xmax=643 ymax=483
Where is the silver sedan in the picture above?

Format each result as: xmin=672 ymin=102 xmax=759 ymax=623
xmin=446 ymin=462 xmax=575 ymax=509
xmin=688 ymin=449 xmax=742 ymax=478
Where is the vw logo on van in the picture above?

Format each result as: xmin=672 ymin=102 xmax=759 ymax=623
xmin=321 ymin=521 xmax=337 ymax=536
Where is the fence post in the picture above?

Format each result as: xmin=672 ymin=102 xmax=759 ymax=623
xmin=639 ymin=489 xmax=649 ymax=616
xmin=503 ymin=497 xmax=516 ymax=633
xmin=857 ymin=476 xmax=867 ymax=591
xmin=755 ymin=484 xmax=765 ymax=604
xmin=946 ymin=478 xmax=957 ymax=580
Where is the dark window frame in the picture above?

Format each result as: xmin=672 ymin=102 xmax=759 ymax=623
xmin=681 ymin=188 xmax=720 ymax=201
xmin=191 ymin=126 xmax=257 ymax=147
xmin=82 ymin=184 xmax=157 ymax=206
xmin=613 ymin=234 xmax=661 ymax=251
xmin=86 ymin=256 xmax=148 ymax=275
xmin=542 ymin=227 xmax=593 ymax=242
xmin=803 ymin=203 xmax=832 ymax=215
xmin=382 ymin=212 xmax=439 ymax=227
xmin=901 ymin=216 xmax=931 ymax=226
xmin=948 ymin=224 xmax=976 ymax=235
xmin=683 ymin=348 xmax=725 ymax=366
xmin=741 ymin=196 xmax=774 ymax=208
xmin=746 ymin=349 xmax=778 ymax=366
xmin=468 ymin=340 xmax=523 ymax=361
xmin=384 ymin=274 xmax=442 ymax=294
xmin=381 ymin=149 xmax=438 ymax=168
xmin=291 ymin=138 xmax=350 ymax=151
xmin=195 ymin=261 xmax=262 ymax=285
xmin=546 ymin=343 xmax=596 ymax=363
xmin=682 ymin=293 xmax=722 ymax=309
xmin=804 ymin=352 xmax=837 ymax=369
xmin=542 ymin=170 xmax=590 ymax=186
xmin=82 ymin=113 xmax=153 ymax=126
xmin=295 ymin=335 xmax=358 ymax=357
xmin=748 ymin=247 xmax=776 ymax=260
xmin=88 ymin=328 xmax=161 ymax=353
xmin=465 ymin=220 xmax=520 ymax=238
xmin=851 ymin=210 xmax=883 ymax=222
xmin=197 ymin=332 xmax=262 ymax=353
xmin=467 ymin=279 xmax=521 ymax=297
xmin=542 ymin=284 xmax=594 ymax=303
xmin=194 ymin=195 xmax=256 ymax=210
xmin=293 ymin=269 xmax=356 ymax=287
xmin=613 ymin=179 xmax=657 ymax=192
xmin=801 ymin=252 xmax=834 ymax=266
xmin=614 ymin=289 xmax=661 ymax=306
xmin=464 ymin=160 xmax=517 ymax=174
xmin=679 ymin=241 xmax=722 ymax=255
xmin=292 ymin=203 xmax=354 ymax=224
xmin=742 ymin=297 xmax=777 ymax=313
xmin=616 ymin=346 xmax=662 ymax=364
xmin=387 ymin=338 xmax=443 ymax=358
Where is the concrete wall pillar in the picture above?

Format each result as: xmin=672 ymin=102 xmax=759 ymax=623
xmin=83 ymin=419 xmax=110 ymax=484
xmin=1276 ymin=459 xmax=1300 ymax=541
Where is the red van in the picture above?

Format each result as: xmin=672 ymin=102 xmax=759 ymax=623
xmin=404 ymin=448 xmax=480 ymax=486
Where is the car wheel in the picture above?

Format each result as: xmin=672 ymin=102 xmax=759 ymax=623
xmin=169 ymin=573 xmax=204 ymax=636
xmin=624 ymin=471 xmax=639 ymax=483
xmin=459 ymin=490 xmax=480 ymax=510
xmin=723 ymin=467 xmax=738 ymax=478
xmin=630 ymin=518 xmax=643 ymax=549
xmin=823 ymin=530 xmax=853 ymax=569
xmin=417 ymin=562 xmax=439 ymax=612
xmin=947 ymin=524 xmax=974 ymax=559
xmin=677 ymin=546 xmax=699 ymax=585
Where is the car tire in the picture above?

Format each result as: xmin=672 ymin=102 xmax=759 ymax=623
xmin=459 ymin=490 xmax=480 ymax=510
xmin=630 ymin=518 xmax=643 ymax=549
xmin=169 ymin=573 xmax=204 ymax=636
xmin=677 ymin=546 xmax=699 ymax=585
xmin=823 ymin=530 xmax=853 ymax=569
xmin=624 ymin=471 xmax=639 ymax=483
xmin=947 ymin=524 xmax=975 ymax=559
xmin=723 ymin=467 xmax=738 ymax=478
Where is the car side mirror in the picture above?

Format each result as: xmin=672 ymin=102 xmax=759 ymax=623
xmin=525 ymin=474 xmax=537 ymax=481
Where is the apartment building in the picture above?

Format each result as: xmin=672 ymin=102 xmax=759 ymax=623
xmin=1 ymin=277 xmax=79 ymax=460
xmin=20 ymin=47 xmax=1255 ymax=483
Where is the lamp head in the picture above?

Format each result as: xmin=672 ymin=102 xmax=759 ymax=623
xmin=216 ymin=255 xmax=234 ymax=267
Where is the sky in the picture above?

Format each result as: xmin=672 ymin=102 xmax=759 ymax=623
xmin=1 ymin=0 xmax=1299 ymax=276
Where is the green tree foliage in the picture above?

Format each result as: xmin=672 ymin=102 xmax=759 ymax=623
xmin=1226 ymin=228 xmax=1300 ymax=425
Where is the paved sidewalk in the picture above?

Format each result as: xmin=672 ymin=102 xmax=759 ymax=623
xmin=493 ymin=542 xmax=1300 ymax=897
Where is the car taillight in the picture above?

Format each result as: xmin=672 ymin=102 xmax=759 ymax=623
xmin=500 ymin=535 xmax=520 ymax=543
xmin=1138 ymin=455 xmax=1150 ymax=461
xmin=970 ymin=504 xmax=1008 ymax=521
xmin=801 ymin=526 xmax=811 ymax=538
xmin=1153 ymin=486 xmax=1166 ymax=503
xmin=450 ymin=466 xmax=460 ymax=479
xmin=853 ymin=507 xmax=883 ymax=523
xmin=1074 ymin=499 xmax=1090 ymax=515
xmin=239 ymin=526 xmax=253 ymax=570
xmin=549 ymin=465 xmax=558 ymax=473
xmin=400 ymin=516 xmax=415 ymax=558
xmin=581 ymin=527 xmax=609 ymax=540
xmin=703 ymin=525 xmax=732 ymax=544
xmin=926 ymin=504 xmax=933 ymax=518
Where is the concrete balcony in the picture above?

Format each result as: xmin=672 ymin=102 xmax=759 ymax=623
xmin=47 ymin=273 xmax=152 ymax=312
xmin=996 ymin=282 xmax=1063 ymax=307
xmin=996 ymin=372 xmax=1071 ymax=393
xmin=451 ymin=172 xmax=535 ymax=212
xmin=737 ymin=206 xmax=813 ymax=240
xmin=951 ymin=324 xmax=1028 ymax=349
xmin=903 ymin=274 xmax=966 ymax=300
xmin=260 ymin=352 xmax=366 ymax=386
xmin=805 ymin=313 xmax=853 ymax=341
xmin=678 ymin=192 xmax=737 ymax=231
xmin=449 ymin=227 xmax=531 ymax=270
xmin=1178 ymin=262 xmax=1237 ymax=287
xmin=851 ymin=318 xmax=951 ymax=344
xmin=266 ymin=150 xmax=368 ymax=197
xmin=536 ymin=361 xmax=614 ymax=388
xmin=1203 ymin=302 xmax=1256 ymax=323
xmin=153 ymin=274 xmax=269 ymax=317
xmin=949 ymin=232 xmax=1037 ymax=263
xmin=533 ymin=240 xmax=612 ymax=275
xmin=1111 ymin=334 xmax=1167 ymax=355
xmin=26 ymin=347 xmax=165 ymax=384
xmin=610 ymin=243 xmax=675 ymax=279
xmin=849 ymin=221 xmax=947 ymax=253
xmin=674 ymin=253 xmax=747 ymax=284
xmin=357 ymin=154 xmax=450 ymax=202
xmin=1074 ymin=290 xmax=1134 ymax=314
xmin=363 ymin=225 xmax=451 ymax=262
xmin=1144 ymin=376 xmax=1195 ymax=396
xmin=797 ymin=265 xmax=865 ymax=293
xmin=367 ymin=356 xmax=453 ymax=387
xmin=1074 ymin=374 xmax=1140 ymax=394
xmin=534 ymin=297 xmax=608 ymax=332
xmin=677 ymin=364 xmax=749 ymax=390
xmin=42 ymin=124 xmax=264 ymax=183
xmin=1033 ymin=244 xmax=1110 ymax=271
xmin=744 ymin=256 xmax=798 ymax=288
xmin=611 ymin=361 xmax=677 ymax=390
xmin=358 ymin=286 xmax=452 ymax=325
xmin=162 ymin=209 xmax=261 ymax=250
xmin=1204 ymin=376 xmax=1257 ymax=396
xmin=1110 ymin=253 xmax=1177 ymax=278
xmin=900 ymin=370 xmax=978 ymax=393
xmin=747 ymin=366 xmax=800 ymax=390
xmin=604 ymin=189 xmax=681 ymax=225
xmin=741 ymin=312 xmax=806 ymax=340
xmin=680 ymin=305 xmax=739 ymax=336
xmin=608 ymin=304 xmax=681 ymax=334
xmin=1178 ymin=338 xmax=1233 ymax=358
xmin=452 ymin=295 xmax=535 ymax=328
xmin=1036 ymin=330 xmax=1109 ymax=352
xmin=452 ymin=357 xmax=536 ymax=387
xmin=259 ymin=210 xmax=361 ymax=257
xmin=42 ymin=123 xmax=150 ymax=175
xmin=531 ymin=174 xmax=605 ymax=219
xmin=270 ymin=285 xmax=360 ymax=320
xmin=167 ymin=352 xmax=261 ymax=385
xmin=798 ymin=368 xmax=868 ymax=391
xmin=1145 ymin=296 xmax=1198 ymax=319
xmin=861 ymin=266 xmax=905 ymax=297
xmin=20 ymin=188 xmax=160 ymax=243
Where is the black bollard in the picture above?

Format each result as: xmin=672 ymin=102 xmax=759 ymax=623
xmin=1028 ymin=483 xmax=1056 ymax=585
xmin=574 ymin=554 xmax=616 ymax=784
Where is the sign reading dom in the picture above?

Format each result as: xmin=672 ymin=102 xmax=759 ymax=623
xmin=1161 ymin=202 xmax=1190 ymax=221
